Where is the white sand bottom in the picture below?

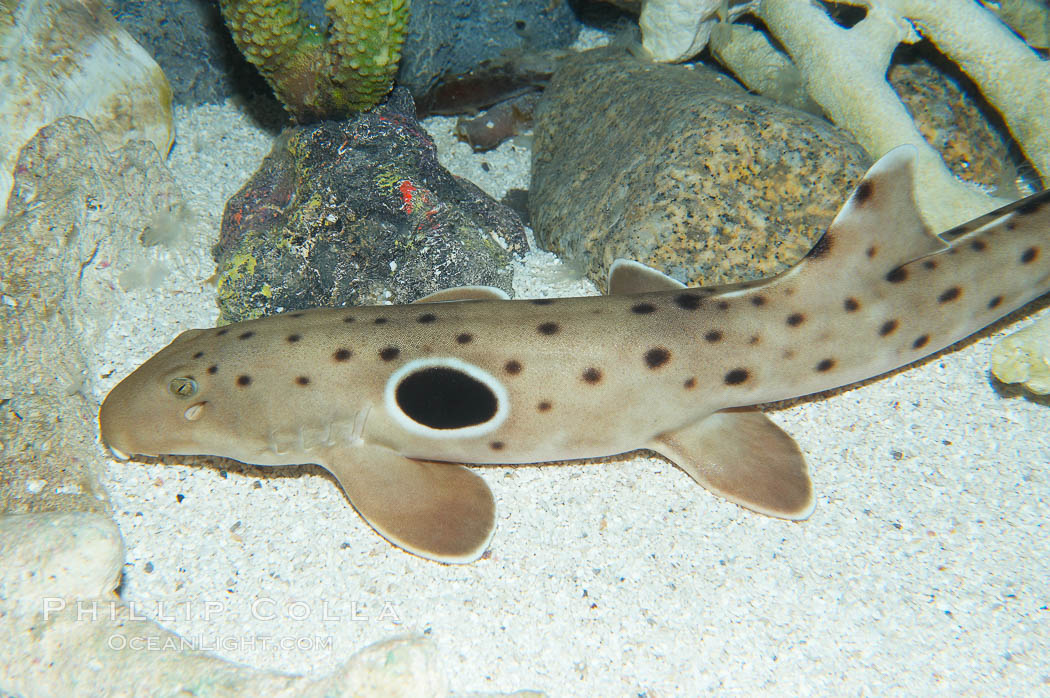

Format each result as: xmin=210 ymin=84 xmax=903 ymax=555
xmin=92 ymin=101 xmax=1049 ymax=696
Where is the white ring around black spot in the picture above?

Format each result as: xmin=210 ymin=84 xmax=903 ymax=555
xmin=384 ymin=357 xmax=510 ymax=438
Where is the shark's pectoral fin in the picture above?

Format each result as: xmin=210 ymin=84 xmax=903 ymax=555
xmin=649 ymin=410 xmax=814 ymax=520
xmin=320 ymin=444 xmax=495 ymax=564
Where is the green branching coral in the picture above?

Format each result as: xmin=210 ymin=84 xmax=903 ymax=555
xmin=219 ymin=0 xmax=409 ymax=122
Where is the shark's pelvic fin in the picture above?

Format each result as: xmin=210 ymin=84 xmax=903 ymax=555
xmin=649 ymin=411 xmax=815 ymax=520
xmin=320 ymin=444 xmax=496 ymax=563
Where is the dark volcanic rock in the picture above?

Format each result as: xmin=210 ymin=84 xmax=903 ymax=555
xmin=216 ymin=89 xmax=527 ymax=323
xmin=398 ymin=0 xmax=581 ymax=105
xmin=531 ymin=47 xmax=871 ymax=289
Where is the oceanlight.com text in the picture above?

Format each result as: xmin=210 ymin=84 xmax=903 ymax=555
xmin=41 ymin=597 xmax=402 ymax=624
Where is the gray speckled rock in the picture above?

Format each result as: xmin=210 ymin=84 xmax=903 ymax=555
xmin=216 ymin=89 xmax=527 ymax=323
xmin=1 ymin=116 xmax=184 ymax=517
xmin=397 ymin=0 xmax=581 ymax=103
xmin=530 ymin=47 xmax=871 ymax=289
xmin=103 ymin=0 xmax=270 ymax=107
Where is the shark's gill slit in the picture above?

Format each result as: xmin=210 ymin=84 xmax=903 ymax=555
xmin=385 ymin=358 xmax=509 ymax=438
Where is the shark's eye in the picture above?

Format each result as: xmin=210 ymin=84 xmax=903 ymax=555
xmin=169 ymin=377 xmax=198 ymax=398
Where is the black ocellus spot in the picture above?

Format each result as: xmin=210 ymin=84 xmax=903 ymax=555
xmin=395 ymin=367 xmax=498 ymax=430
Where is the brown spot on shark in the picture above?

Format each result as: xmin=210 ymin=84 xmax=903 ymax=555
xmin=537 ymin=322 xmax=560 ymax=335
xmin=644 ymin=347 xmax=671 ymax=369
xmin=724 ymin=368 xmax=749 ymax=385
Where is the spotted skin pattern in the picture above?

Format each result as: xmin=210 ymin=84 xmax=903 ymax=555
xmin=100 ymin=147 xmax=1050 ymax=563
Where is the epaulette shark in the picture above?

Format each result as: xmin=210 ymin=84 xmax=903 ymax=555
xmin=100 ymin=146 xmax=1050 ymax=563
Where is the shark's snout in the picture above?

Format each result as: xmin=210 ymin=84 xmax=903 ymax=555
xmin=98 ymin=373 xmax=156 ymax=460
xmin=99 ymin=388 xmax=131 ymax=459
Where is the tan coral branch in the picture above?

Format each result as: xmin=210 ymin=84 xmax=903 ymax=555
xmin=882 ymin=0 xmax=1050 ymax=179
xmin=756 ymin=0 xmax=1006 ymax=231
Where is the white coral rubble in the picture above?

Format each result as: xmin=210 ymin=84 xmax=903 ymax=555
xmin=991 ymin=318 xmax=1050 ymax=395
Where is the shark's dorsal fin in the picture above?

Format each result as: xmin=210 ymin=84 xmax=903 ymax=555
xmin=796 ymin=145 xmax=947 ymax=278
xmin=412 ymin=286 xmax=511 ymax=303
xmin=608 ymin=259 xmax=686 ymax=294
